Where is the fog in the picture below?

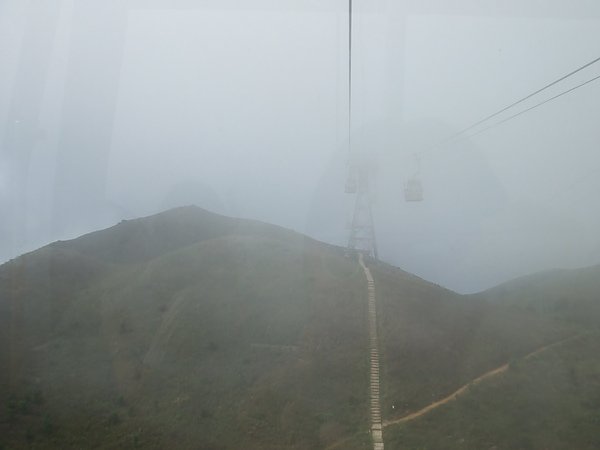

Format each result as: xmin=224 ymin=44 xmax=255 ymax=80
xmin=2 ymin=0 xmax=600 ymax=293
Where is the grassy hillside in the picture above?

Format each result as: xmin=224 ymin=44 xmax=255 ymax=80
xmin=373 ymin=261 xmax=572 ymax=423
xmin=0 ymin=206 xmax=590 ymax=449
xmin=382 ymin=265 xmax=600 ymax=450
xmin=1 ymin=208 xmax=369 ymax=449
xmin=385 ymin=332 xmax=600 ymax=450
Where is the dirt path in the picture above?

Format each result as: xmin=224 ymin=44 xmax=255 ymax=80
xmin=358 ymin=253 xmax=385 ymax=450
xmin=383 ymin=333 xmax=583 ymax=429
xmin=143 ymin=293 xmax=188 ymax=366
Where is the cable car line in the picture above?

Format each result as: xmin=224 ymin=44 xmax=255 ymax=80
xmin=452 ymin=72 xmax=600 ymax=145
xmin=404 ymin=71 xmax=599 ymax=205
xmin=345 ymin=0 xmax=358 ymax=194
xmin=348 ymin=0 xmax=353 ymax=157
xmin=423 ymin=55 xmax=600 ymax=155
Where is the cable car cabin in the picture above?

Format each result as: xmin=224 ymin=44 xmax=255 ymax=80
xmin=345 ymin=175 xmax=358 ymax=194
xmin=404 ymin=178 xmax=423 ymax=202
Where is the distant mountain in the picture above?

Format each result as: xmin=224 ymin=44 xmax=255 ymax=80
xmin=0 ymin=207 xmax=585 ymax=449
xmin=477 ymin=265 xmax=600 ymax=327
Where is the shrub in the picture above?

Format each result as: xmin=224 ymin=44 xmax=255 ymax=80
xmin=107 ymin=412 xmax=121 ymax=426
xmin=116 ymin=395 xmax=126 ymax=407
xmin=32 ymin=388 xmax=44 ymax=405
xmin=6 ymin=395 xmax=17 ymax=422
xmin=18 ymin=397 xmax=31 ymax=415
xmin=25 ymin=427 xmax=35 ymax=443
xmin=131 ymin=433 xmax=141 ymax=448
xmin=43 ymin=414 xmax=55 ymax=435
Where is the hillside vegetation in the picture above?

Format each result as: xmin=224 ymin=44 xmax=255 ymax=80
xmin=385 ymin=332 xmax=600 ymax=450
xmin=384 ymin=264 xmax=600 ymax=449
xmin=374 ymin=261 xmax=573 ymax=422
xmin=0 ymin=206 xmax=595 ymax=449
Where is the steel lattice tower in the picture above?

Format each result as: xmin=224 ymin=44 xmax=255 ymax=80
xmin=347 ymin=167 xmax=378 ymax=259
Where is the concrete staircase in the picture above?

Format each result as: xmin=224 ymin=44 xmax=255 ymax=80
xmin=359 ymin=253 xmax=384 ymax=450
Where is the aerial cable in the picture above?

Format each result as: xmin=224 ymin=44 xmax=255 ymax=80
xmin=348 ymin=0 xmax=353 ymax=159
xmin=423 ymin=55 xmax=600 ymax=155
xmin=452 ymin=73 xmax=600 ymax=145
xmin=343 ymin=0 xmax=359 ymax=194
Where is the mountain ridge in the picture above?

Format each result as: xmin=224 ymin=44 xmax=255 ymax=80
xmin=0 ymin=206 xmax=592 ymax=449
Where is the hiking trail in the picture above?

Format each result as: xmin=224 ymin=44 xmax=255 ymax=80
xmin=383 ymin=333 xmax=583 ymax=428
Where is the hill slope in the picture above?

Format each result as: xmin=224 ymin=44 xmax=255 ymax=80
xmin=478 ymin=265 xmax=600 ymax=327
xmin=385 ymin=332 xmax=600 ymax=450
xmin=0 ymin=206 xmax=581 ymax=449
xmin=383 ymin=265 xmax=600 ymax=449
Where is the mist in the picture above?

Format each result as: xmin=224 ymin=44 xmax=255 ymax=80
xmin=2 ymin=0 xmax=600 ymax=293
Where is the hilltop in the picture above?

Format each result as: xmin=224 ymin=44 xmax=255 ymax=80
xmin=477 ymin=265 xmax=600 ymax=327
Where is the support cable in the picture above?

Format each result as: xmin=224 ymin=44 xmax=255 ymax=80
xmin=348 ymin=0 xmax=353 ymax=159
xmin=445 ymin=73 xmax=600 ymax=147
xmin=423 ymin=55 xmax=600 ymax=155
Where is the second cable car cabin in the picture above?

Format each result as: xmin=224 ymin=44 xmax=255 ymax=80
xmin=404 ymin=178 xmax=423 ymax=202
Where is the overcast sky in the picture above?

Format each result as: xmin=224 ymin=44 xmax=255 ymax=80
xmin=1 ymin=0 xmax=600 ymax=292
